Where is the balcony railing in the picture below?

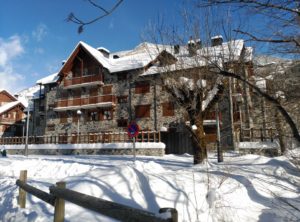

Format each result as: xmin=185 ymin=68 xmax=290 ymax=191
xmin=64 ymin=74 xmax=103 ymax=88
xmin=55 ymin=95 xmax=116 ymax=110
xmin=0 ymin=117 xmax=22 ymax=124
xmin=0 ymin=131 xmax=161 ymax=144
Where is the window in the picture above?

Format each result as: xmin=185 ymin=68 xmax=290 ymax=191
xmin=117 ymin=72 xmax=128 ymax=81
xmin=135 ymin=105 xmax=151 ymax=118
xmin=103 ymin=110 xmax=112 ymax=120
xmin=88 ymin=111 xmax=98 ymax=121
xmin=83 ymin=68 xmax=88 ymax=76
xmin=135 ymin=81 xmax=150 ymax=94
xmin=72 ymin=89 xmax=81 ymax=98
xmin=59 ymin=113 xmax=68 ymax=124
xmin=117 ymin=96 xmax=128 ymax=103
xmin=72 ymin=112 xmax=79 ymax=122
xmin=162 ymin=102 xmax=174 ymax=116
xmin=60 ymin=91 xmax=68 ymax=99
xmin=103 ymin=85 xmax=112 ymax=95
xmin=117 ymin=118 xmax=128 ymax=127
xmin=3 ymin=113 xmax=8 ymax=118
xmin=47 ymin=124 xmax=55 ymax=131
xmin=90 ymin=87 xmax=98 ymax=97
xmin=99 ymin=109 xmax=113 ymax=121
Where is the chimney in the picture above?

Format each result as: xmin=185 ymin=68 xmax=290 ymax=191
xmin=174 ymin=44 xmax=180 ymax=54
xmin=188 ymin=36 xmax=196 ymax=56
xmin=97 ymin=47 xmax=110 ymax=58
xmin=195 ymin=39 xmax=202 ymax=49
xmin=211 ymin=35 xmax=223 ymax=46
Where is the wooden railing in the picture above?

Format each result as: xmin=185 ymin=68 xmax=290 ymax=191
xmin=64 ymin=74 xmax=103 ymax=87
xmin=0 ymin=131 xmax=161 ymax=145
xmin=55 ymin=95 xmax=116 ymax=108
xmin=16 ymin=170 xmax=177 ymax=222
xmin=239 ymin=128 xmax=276 ymax=142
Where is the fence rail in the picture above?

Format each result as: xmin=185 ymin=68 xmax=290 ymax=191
xmin=240 ymin=128 xmax=276 ymax=142
xmin=16 ymin=170 xmax=177 ymax=222
xmin=0 ymin=131 xmax=161 ymax=145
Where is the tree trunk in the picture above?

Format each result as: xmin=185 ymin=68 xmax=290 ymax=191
xmin=275 ymin=110 xmax=286 ymax=155
xmin=193 ymin=116 xmax=207 ymax=164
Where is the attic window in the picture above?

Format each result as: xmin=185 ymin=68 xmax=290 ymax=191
xmin=113 ymin=55 xmax=120 ymax=59
xmin=211 ymin=35 xmax=223 ymax=46
xmin=97 ymin=47 xmax=110 ymax=58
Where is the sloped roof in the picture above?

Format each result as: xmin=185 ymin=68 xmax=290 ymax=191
xmin=36 ymin=72 xmax=59 ymax=85
xmin=0 ymin=101 xmax=24 ymax=115
xmin=141 ymin=39 xmax=246 ymax=76
xmin=58 ymin=39 xmax=249 ymax=77
xmin=0 ymin=89 xmax=17 ymax=102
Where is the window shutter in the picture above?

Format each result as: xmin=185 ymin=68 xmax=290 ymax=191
xmin=103 ymin=85 xmax=112 ymax=95
xmin=135 ymin=105 xmax=151 ymax=118
xmin=162 ymin=102 xmax=174 ymax=116
xmin=135 ymin=82 xmax=150 ymax=94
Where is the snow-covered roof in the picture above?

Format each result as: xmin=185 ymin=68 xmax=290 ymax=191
xmin=0 ymin=101 xmax=23 ymax=115
xmin=142 ymin=39 xmax=246 ymax=76
xmin=97 ymin=47 xmax=110 ymax=54
xmin=57 ymin=39 xmax=249 ymax=78
xmin=15 ymin=85 xmax=43 ymax=109
xmin=211 ymin=35 xmax=223 ymax=40
xmin=36 ymin=72 xmax=59 ymax=85
xmin=62 ymin=41 xmax=161 ymax=74
xmin=0 ymin=89 xmax=17 ymax=101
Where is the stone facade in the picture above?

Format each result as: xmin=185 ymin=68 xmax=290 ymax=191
xmin=29 ymin=40 xmax=255 ymax=152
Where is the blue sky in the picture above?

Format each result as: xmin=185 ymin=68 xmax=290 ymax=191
xmin=0 ymin=0 xmax=271 ymax=94
xmin=0 ymin=0 xmax=187 ymax=93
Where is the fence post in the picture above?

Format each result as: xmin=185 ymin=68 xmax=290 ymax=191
xmin=260 ymin=127 xmax=264 ymax=141
xmin=53 ymin=181 xmax=66 ymax=222
xmin=159 ymin=208 xmax=178 ymax=222
xmin=18 ymin=170 xmax=27 ymax=208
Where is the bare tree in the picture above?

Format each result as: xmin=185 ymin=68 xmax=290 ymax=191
xmin=197 ymin=0 xmax=300 ymax=56
xmin=67 ymin=0 xmax=124 ymax=33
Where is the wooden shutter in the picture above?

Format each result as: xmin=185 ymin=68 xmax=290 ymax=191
xmin=135 ymin=81 xmax=150 ymax=94
xmin=135 ymin=105 xmax=150 ymax=118
xmin=60 ymin=112 xmax=68 ymax=123
xmin=103 ymin=85 xmax=112 ymax=95
xmin=162 ymin=102 xmax=174 ymax=116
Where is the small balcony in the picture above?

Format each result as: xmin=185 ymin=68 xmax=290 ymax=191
xmin=54 ymin=95 xmax=116 ymax=111
xmin=63 ymin=74 xmax=103 ymax=89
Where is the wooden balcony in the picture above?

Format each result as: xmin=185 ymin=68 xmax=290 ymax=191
xmin=0 ymin=117 xmax=21 ymax=125
xmin=64 ymin=74 xmax=103 ymax=89
xmin=54 ymin=95 xmax=116 ymax=111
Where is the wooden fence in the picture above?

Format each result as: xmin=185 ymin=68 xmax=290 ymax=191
xmin=239 ymin=128 xmax=276 ymax=142
xmin=0 ymin=131 xmax=161 ymax=145
xmin=16 ymin=170 xmax=177 ymax=222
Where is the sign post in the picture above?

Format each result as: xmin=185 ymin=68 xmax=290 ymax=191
xmin=127 ymin=122 xmax=139 ymax=162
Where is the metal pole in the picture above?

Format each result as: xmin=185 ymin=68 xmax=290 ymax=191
xmin=77 ymin=118 xmax=80 ymax=143
xmin=77 ymin=110 xmax=81 ymax=143
xmin=133 ymin=137 xmax=136 ymax=163
xmin=216 ymin=103 xmax=223 ymax=162
xmin=25 ymin=109 xmax=30 ymax=156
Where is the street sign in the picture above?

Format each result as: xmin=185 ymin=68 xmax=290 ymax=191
xmin=127 ymin=122 xmax=139 ymax=138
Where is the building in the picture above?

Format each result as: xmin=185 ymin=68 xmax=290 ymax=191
xmin=0 ymin=90 xmax=25 ymax=137
xmin=25 ymin=36 xmax=254 ymax=152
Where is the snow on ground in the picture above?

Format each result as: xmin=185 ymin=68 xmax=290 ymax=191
xmin=0 ymin=150 xmax=300 ymax=222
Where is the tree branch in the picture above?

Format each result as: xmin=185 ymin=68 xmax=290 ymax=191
xmin=234 ymin=29 xmax=300 ymax=48
xmin=67 ymin=0 xmax=124 ymax=33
